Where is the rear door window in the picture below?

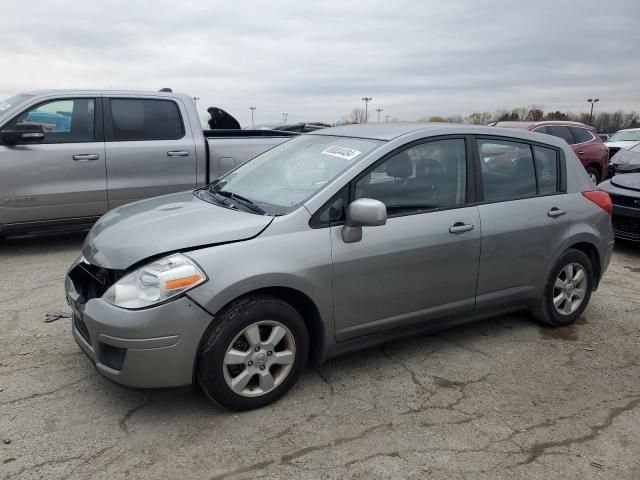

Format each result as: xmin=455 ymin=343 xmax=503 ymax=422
xmin=570 ymin=127 xmax=593 ymax=144
xmin=532 ymin=126 xmax=548 ymax=134
xmin=533 ymin=145 xmax=559 ymax=195
xmin=107 ymin=99 xmax=184 ymax=141
xmin=477 ymin=139 xmax=537 ymax=201
xmin=546 ymin=125 xmax=575 ymax=145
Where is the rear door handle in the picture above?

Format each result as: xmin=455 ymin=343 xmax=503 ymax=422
xmin=449 ymin=222 xmax=474 ymax=234
xmin=548 ymin=207 xmax=566 ymax=218
xmin=72 ymin=154 xmax=99 ymax=161
xmin=167 ymin=150 xmax=189 ymax=157
xmin=577 ymin=151 xmax=584 ymax=155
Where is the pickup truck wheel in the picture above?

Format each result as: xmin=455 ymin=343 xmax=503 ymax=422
xmin=197 ymin=294 xmax=309 ymax=410
xmin=532 ymin=249 xmax=594 ymax=327
xmin=586 ymin=166 xmax=600 ymax=184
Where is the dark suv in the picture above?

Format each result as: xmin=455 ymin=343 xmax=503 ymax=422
xmin=497 ymin=121 xmax=609 ymax=184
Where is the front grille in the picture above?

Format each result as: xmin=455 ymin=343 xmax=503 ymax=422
xmin=612 ymin=216 xmax=640 ymax=241
xmin=610 ymin=194 xmax=640 ymax=209
xmin=68 ymin=263 xmax=125 ymax=304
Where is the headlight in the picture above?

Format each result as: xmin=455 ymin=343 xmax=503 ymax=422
xmin=103 ymin=253 xmax=207 ymax=309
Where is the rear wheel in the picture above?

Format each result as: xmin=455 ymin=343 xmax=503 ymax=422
xmin=532 ymin=249 xmax=594 ymax=326
xmin=586 ymin=166 xmax=600 ymax=184
xmin=197 ymin=295 xmax=309 ymax=410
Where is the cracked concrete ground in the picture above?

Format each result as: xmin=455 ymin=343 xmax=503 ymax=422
xmin=1 ymin=234 xmax=640 ymax=479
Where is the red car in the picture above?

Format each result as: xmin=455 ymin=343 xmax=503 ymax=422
xmin=497 ymin=121 xmax=609 ymax=183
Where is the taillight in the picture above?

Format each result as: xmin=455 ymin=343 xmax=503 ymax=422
xmin=582 ymin=191 xmax=612 ymax=215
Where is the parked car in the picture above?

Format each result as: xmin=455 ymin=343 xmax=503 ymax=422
xmin=598 ymin=134 xmax=610 ymax=142
xmin=604 ymin=128 xmax=640 ymax=159
xmin=496 ymin=121 xmax=609 ymax=184
xmin=66 ymin=123 xmax=614 ymax=410
xmin=0 ymin=90 xmax=296 ymax=237
xmin=607 ymin=144 xmax=640 ymax=177
xmin=599 ymin=173 xmax=640 ymax=242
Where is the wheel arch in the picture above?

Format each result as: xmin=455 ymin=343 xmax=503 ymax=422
xmin=192 ymin=285 xmax=326 ymax=385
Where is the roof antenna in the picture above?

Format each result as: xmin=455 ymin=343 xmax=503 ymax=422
xmin=159 ymin=87 xmax=173 ymax=92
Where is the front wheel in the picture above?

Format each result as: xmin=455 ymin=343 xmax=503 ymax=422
xmin=532 ymin=249 xmax=594 ymax=326
xmin=197 ymin=295 xmax=309 ymax=410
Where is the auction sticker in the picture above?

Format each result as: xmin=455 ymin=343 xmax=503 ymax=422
xmin=321 ymin=146 xmax=362 ymax=161
xmin=0 ymin=102 xmax=11 ymax=112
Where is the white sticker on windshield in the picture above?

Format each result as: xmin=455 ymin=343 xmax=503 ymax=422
xmin=0 ymin=102 xmax=11 ymax=111
xmin=321 ymin=146 xmax=362 ymax=161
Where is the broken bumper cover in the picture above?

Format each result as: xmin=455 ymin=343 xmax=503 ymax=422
xmin=65 ymin=276 xmax=213 ymax=388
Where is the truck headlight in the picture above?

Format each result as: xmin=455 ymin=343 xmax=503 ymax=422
xmin=103 ymin=253 xmax=207 ymax=309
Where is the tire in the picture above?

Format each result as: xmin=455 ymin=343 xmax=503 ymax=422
xmin=197 ymin=294 xmax=309 ymax=410
xmin=586 ymin=166 xmax=600 ymax=185
xmin=532 ymin=249 xmax=594 ymax=326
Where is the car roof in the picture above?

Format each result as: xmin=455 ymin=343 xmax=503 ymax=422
xmin=496 ymin=120 xmax=593 ymax=130
xmin=614 ymin=127 xmax=640 ymax=132
xmin=308 ymin=122 xmax=570 ymax=144
xmin=21 ymin=89 xmax=192 ymax=100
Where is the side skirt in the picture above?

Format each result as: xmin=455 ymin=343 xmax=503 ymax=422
xmin=320 ymin=300 xmax=534 ymax=364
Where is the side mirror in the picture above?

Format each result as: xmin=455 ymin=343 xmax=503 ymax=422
xmin=342 ymin=198 xmax=387 ymax=243
xmin=0 ymin=123 xmax=45 ymax=145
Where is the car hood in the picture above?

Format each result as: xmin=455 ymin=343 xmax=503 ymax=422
xmin=611 ymin=148 xmax=640 ymax=166
xmin=82 ymin=191 xmax=274 ymax=270
xmin=609 ymin=173 xmax=640 ymax=193
xmin=605 ymin=141 xmax=640 ymax=150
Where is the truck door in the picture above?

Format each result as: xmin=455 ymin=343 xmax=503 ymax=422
xmin=0 ymin=96 xmax=107 ymax=228
xmin=103 ymin=97 xmax=198 ymax=209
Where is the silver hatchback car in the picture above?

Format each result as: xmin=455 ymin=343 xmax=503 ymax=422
xmin=65 ymin=123 xmax=614 ymax=410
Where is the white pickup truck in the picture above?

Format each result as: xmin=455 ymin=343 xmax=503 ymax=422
xmin=0 ymin=89 xmax=296 ymax=237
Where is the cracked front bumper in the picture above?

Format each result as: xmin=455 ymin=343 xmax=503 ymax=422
xmin=65 ymin=275 xmax=214 ymax=388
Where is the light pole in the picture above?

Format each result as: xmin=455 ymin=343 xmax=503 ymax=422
xmin=376 ymin=108 xmax=383 ymax=123
xmin=282 ymin=112 xmax=288 ymax=124
xmin=587 ymin=98 xmax=599 ymax=125
xmin=249 ymin=107 xmax=256 ymax=127
xmin=361 ymin=97 xmax=372 ymax=123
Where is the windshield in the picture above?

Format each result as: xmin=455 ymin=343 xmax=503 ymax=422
xmin=0 ymin=94 xmax=33 ymax=118
xmin=205 ymin=134 xmax=383 ymax=215
xmin=608 ymin=130 xmax=640 ymax=142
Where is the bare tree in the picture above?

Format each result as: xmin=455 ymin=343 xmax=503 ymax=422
xmin=446 ymin=115 xmax=464 ymax=123
xmin=465 ymin=112 xmax=492 ymax=125
xmin=527 ymin=104 xmax=544 ymax=121
xmin=348 ymin=108 xmax=367 ymax=124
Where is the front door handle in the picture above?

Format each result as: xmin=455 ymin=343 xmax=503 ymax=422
xmin=577 ymin=151 xmax=584 ymax=155
xmin=449 ymin=222 xmax=474 ymax=234
xmin=548 ymin=207 xmax=566 ymax=218
xmin=167 ymin=150 xmax=189 ymax=157
xmin=72 ymin=154 xmax=99 ymax=161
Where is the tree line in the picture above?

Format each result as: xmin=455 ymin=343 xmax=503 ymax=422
xmin=344 ymin=105 xmax=640 ymax=133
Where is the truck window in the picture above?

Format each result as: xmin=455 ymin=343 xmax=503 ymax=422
xmin=107 ymin=99 xmax=184 ymax=141
xmin=3 ymin=98 xmax=95 ymax=144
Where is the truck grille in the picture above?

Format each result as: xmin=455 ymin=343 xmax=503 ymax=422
xmin=612 ymin=216 xmax=640 ymax=241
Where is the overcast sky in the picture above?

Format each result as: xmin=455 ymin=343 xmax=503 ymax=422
xmin=2 ymin=0 xmax=639 ymax=126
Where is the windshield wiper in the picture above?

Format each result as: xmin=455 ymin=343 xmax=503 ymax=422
xmin=216 ymin=190 xmax=266 ymax=215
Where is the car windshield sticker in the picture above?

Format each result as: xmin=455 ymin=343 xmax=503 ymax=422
xmin=0 ymin=102 xmax=11 ymax=112
xmin=321 ymin=146 xmax=362 ymax=161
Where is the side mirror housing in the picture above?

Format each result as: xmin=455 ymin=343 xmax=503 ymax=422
xmin=342 ymin=198 xmax=387 ymax=243
xmin=0 ymin=123 xmax=45 ymax=145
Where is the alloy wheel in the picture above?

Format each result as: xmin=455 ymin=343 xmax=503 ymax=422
xmin=222 ymin=321 xmax=296 ymax=397
xmin=552 ymin=263 xmax=587 ymax=315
